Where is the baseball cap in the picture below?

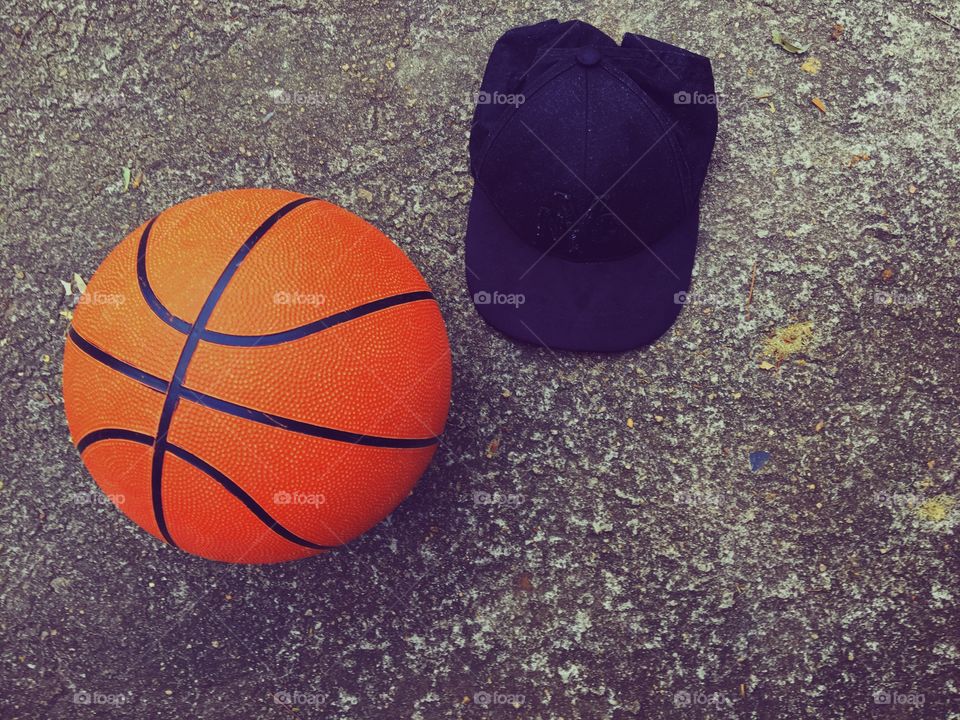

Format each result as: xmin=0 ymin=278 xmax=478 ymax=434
xmin=465 ymin=19 xmax=718 ymax=351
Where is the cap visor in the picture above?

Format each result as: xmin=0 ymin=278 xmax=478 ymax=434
xmin=465 ymin=182 xmax=701 ymax=352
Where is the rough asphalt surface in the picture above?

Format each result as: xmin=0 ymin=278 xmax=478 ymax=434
xmin=1 ymin=1 xmax=958 ymax=718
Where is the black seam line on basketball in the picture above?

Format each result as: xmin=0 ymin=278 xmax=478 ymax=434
xmin=68 ymin=328 xmax=169 ymax=394
xmin=136 ymin=212 xmax=434 ymax=347
xmin=151 ymin=196 xmax=319 ymax=549
xmin=67 ymin=327 xmax=438 ymax=448
xmin=74 ymin=429 xmax=333 ymax=551
xmin=165 ymin=443 xmax=334 ymax=551
xmin=178 ymin=386 xmax=440 ymax=448
xmin=76 ymin=428 xmax=154 ymax=454
xmin=198 ymin=290 xmax=437 ymax=346
xmin=136 ymin=217 xmax=193 ymax=334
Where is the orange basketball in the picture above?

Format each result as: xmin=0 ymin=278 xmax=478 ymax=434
xmin=62 ymin=189 xmax=451 ymax=563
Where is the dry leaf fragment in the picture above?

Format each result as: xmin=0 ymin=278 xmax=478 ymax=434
xmin=772 ymin=30 xmax=809 ymax=54
xmin=72 ymin=272 xmax=87 ymax=294
xmin=811 ymin=97 xmax=827 ymax=113
xmin=830 ymin=23 xmax=845 ymax=42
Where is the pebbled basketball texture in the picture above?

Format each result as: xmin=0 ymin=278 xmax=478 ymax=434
xmin=62 ymin=188 xmax=452 ymax=563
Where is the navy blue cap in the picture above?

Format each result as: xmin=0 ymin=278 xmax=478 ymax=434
xmin=465 ymin=19 xmax=718 ymax=352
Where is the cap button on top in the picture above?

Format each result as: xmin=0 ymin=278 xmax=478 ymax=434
xmin=576 ymin=47 xmax=601 ymax=66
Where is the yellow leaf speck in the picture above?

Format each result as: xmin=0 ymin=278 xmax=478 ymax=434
xmin=801 ymin=57 xmax=822 ymax=74
xmin=917 ymin=495 xmax=955 ymax=523
xmin=763 ymin=321 xmax=814 ymax=363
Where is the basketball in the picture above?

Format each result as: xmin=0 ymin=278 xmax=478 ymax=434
xmin=62 ymin=189 xmax=452 ymax=563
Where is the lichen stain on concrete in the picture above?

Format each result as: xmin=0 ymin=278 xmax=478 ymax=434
xmin=763 ymin=321 xmax=814 ymax=364
xmin=916 ymin=495 xmax=955 ymax=524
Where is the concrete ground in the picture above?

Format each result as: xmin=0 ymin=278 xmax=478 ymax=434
xmin=1 ymin=0 xmax=958 ymax=718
